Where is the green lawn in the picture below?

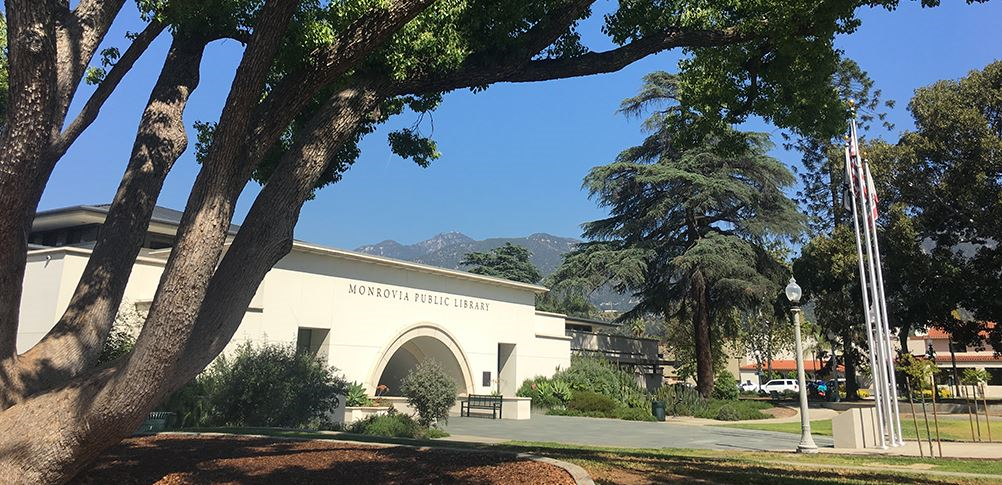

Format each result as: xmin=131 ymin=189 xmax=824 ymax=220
xmin=506 ymin=441 xmax=1002 ymax=484
xmin=722 ymin=415 xmax=1001 ymax=442
xmin=167 ymin=427 xmax=1002 ymax=484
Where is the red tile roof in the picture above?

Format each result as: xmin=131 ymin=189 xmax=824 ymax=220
xmin=933 ymin=354 xmax=1001 ymax=364
xmin=911 ymin=322 xmax=997 ymax=340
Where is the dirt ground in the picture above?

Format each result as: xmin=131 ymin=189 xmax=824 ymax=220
xmin=762 ymin=406 xmax=797 ymax=419
xmin=72 ymin=435 xmax=575 ymax=485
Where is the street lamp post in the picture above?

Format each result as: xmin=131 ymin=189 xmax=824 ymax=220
xmin=787 ymin=277 xmax=818 ymax=454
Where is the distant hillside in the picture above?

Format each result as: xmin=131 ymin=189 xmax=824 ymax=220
xmin=357 ymin=232 xmax=578 ymax=275
xmin=355 ymin=232 xmax=636 ymax=311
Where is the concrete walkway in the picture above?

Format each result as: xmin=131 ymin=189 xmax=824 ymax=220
xmin=818 ymin=440 xmax=1002 ymax=459
xmin=666 ymin=406 xmax=839 ymax=425
xmin=441 ymin=414 xmax=834 ymax=451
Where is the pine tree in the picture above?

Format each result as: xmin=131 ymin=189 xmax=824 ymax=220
xmin=460 ymin=243 xmax=542 ymax=284
xmin=572 ymin=73 xmax=804 ymax=396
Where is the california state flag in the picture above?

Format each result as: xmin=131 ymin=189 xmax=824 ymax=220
xmin=864 ymin=164 xmax=879 ymax=220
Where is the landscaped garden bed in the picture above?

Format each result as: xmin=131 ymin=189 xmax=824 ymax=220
xmin=72 ymin=435 xmax=575 ymax=485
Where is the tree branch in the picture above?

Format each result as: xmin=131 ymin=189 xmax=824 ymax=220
xmin=245 ymin=0 xmax=435 ymax=170
xmin=54 ymin=0 xmax=128 ymax=123
xmin=103 ymin=0 xmax=302 ymax=411
xmin=396 ymin=27 xmax=750 ymax=94
xmin=10 ymin=36 xmax=207 ymax=406
xmin=175 ymin=84 xmax=387 ymax=385
xmin=52 ymin=20 xmax=165 ymax=159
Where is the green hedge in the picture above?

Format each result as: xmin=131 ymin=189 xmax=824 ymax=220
xmin=566 ymin=390 xmax=618 ymax=413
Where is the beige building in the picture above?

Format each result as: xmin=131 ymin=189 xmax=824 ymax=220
xmin=909 ymin=326 xmax=1002 ymax=398
xmin=20 ymin=205 xmax=583 ymax=419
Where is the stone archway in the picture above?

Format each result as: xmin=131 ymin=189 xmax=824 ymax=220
xmin=369 ymin=324 xmax=474 ymax=396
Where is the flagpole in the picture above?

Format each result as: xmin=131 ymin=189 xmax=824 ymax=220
xmin=844 ymin=145 xmax=888 ymax=448
xmin=850 ymin=115 xmax=897 ymax=447
xmin=864 ymin=161 xmax=906 ymax=446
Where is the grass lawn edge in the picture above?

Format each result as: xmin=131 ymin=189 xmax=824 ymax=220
xmin=152 ymin=427 xmax=1002 ymax=482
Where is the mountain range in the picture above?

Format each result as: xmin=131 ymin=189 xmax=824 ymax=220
xmin=355 ymin=232 xmax=634 ymax=311
xmin=356 ymin=232 xmax=579 ymax=275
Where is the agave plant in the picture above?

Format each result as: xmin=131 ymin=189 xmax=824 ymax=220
xmin=345 ymin=381 xmax=373 ymax=407
xmin=551 ymin=380 xmax=572 ymax=403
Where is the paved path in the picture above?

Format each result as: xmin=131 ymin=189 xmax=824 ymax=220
xmin=667 ymin=407 xmax=839 ymax=425
xmin=818 ymin=440 xmax=1002 ymax=459
xmin=442 ymin=414 xmax=834 ymax=451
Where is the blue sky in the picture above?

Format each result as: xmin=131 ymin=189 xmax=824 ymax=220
xmin=41 ymin=1 xmax=1002 ymax=250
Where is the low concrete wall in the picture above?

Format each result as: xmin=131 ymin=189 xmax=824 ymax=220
xmin=331 ymin=405 xmax=392 ymax=425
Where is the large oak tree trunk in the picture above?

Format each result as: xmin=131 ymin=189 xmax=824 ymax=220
xmin=0 ymin=1 xmax=59 ymax=360
xmin=7 ymin=36 xmax=206 ymax=406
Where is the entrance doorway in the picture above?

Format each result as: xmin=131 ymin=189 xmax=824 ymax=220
xmin=375 ymin=333 xmax=472 ymax=396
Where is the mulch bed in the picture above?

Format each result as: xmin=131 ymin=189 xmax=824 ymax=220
xmin=72 ymin=435 xmax=575 ymax=485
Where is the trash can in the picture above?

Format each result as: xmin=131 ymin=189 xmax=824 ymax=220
xmin=651 ymin=400 xmax=666 ymax=421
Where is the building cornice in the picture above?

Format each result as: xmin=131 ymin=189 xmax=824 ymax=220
xmin=291 ymin=241 xmax=549 ymax=294
xmin=26 ymin=246 xmax=168 ymax=267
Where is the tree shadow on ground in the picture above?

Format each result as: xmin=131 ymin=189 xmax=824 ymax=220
xmin=71 ymin=435 xmax=571 ymax=485
xmin=495 ymin=444 xmax=959 ymax=485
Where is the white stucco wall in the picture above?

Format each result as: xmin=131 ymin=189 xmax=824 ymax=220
xmin=17 ymin=244 xmax=570 ymax=398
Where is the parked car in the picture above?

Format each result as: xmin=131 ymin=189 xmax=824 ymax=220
xmin=739 ymin=380 xmax=760 ymax=392
xmin=761 ymin=379 xmax=799 ymax=394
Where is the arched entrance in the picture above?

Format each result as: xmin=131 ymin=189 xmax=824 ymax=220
xmin=370 ymin=324 xmax=474 ymax=396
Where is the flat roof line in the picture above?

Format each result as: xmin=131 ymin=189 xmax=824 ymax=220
xmin=292 ymin=241 xmax=549 ymax=294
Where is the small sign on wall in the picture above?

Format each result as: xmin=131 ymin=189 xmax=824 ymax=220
xmin=483 ymin=371 xmax=492 ymax=388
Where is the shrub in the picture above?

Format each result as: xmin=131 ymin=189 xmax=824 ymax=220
xmin=615 ymin=406 xmax=656 ymax=421
xmin=191 ymin=343 xmax=347 ymax=428
xmin=712 ymin=370 xmax=739 ymax=401
xmin=961 ymin=368 xmax=989 ymax=385
xmin=518 ymin=377 xmax=570 ymax=408
xmin=347 ymin=410 xmax=451 ymax=439
xmin=400 ymin=359 xmax=458 ymax=427
xmin=553 ymin=355 xmax=647 ymax=408
xmin=97 ymin=301 xmax=143 ymax=365
xmin=655 ymin=384 xmax=709 ymax=417
xmin=715 ymin=405 xmax=742 ymax=421
xmin=345 ymin=381 xmax=373 ymax=407
xmin=161 ymin=377 xmax=215 ymax=428
xmin=706 ymin=399 xmax=771 ymax=421
xmin=857 ymin=389 xmax=871 ymax=398
xmin=349 ymin=411 xmax=420 ymax=438
xmin=567 ymin=390 xmax=618 ymax=414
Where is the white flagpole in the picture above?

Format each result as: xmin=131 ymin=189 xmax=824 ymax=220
xmin=864 ymin=162 xmax=906 ymax=446
xmin=844 ymin=145 xmax=888 ymax=448
xmin=850 ymin=116 xmax=897 ymax=447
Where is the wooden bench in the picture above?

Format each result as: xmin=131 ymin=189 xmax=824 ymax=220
xmin=137 ymin=411 xmax=176 ymax=433
xmin=460 ymin=394 xmax=503 ymax=419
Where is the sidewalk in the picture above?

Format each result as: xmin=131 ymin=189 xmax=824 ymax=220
xmin=820 ymin=440 xmax=1002 ymax=459
xmin=665 ymin=406 xmax=838 ymax=425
